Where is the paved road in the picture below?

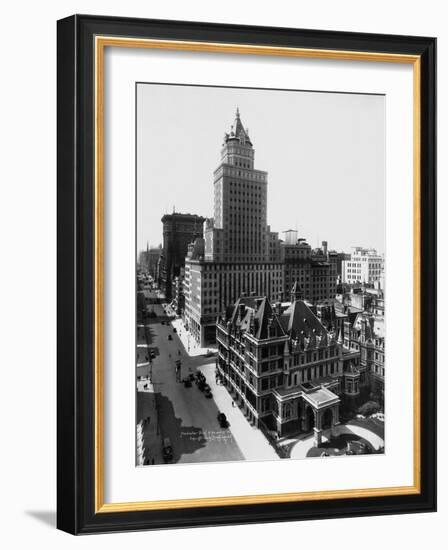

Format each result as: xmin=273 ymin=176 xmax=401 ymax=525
xmin=136 ymin=290 xmax=244 ymax=465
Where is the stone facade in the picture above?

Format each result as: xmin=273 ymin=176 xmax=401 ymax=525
xmin=342 ymin=247 xmax=384 ymax=285
xmin=282 ymin=238 xmax=338 ymax=305
xmin=160 ymin=212 xmax=205 ymax=300
xmin=344 ymin=311 xmax=385 ymax=400
xmin=184 ymin=239 xmax=284 ymax=344
xmin=216 ymin=294 xmax=364 ymax=442
xmin=171 ymin=267 xmax=185 ymax=316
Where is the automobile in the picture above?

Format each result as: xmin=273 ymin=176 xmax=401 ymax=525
xmin=172 ymin=327 xmax=177 ymax=333
xmin=204 ymin=387 xmax=213 ymax=399
xmin=196 ymin=372 xmax=206 ymax=391
xmin=162 ymin=438 xmax=173 ymax=463
xmin=168 ymin=335 xmax=173 ymax=341
xmin=217 ymin=412 xmax=228 ymax=428
xmin=204 ymin=350 xmax=217 ymax=357
xmin=160 ymin=320 xmax=165 ymax=325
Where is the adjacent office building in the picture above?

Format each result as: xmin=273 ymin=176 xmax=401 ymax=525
xmin=342 ymin=247 xmax=384 ymax=285
xmin=159 ymin=212 xmax=205 ymax=300
xmin=281 ymin=232 xmax=338 ymax=305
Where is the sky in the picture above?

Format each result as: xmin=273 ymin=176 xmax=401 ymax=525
xmin=137 ymin=83 xmax=385 ymax=254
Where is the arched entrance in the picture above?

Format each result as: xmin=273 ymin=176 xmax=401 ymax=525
xmin=322 ymin=408 xmax=333 ymax=430
xmin=305 ymin=406 xmax=315 ymax=432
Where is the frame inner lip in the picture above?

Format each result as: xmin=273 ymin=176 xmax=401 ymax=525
xmin=93 ymin=36 xmax=422 ymax=513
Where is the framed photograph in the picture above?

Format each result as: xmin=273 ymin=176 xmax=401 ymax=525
xmin=57 ymin=14 xmax=436 ymax=534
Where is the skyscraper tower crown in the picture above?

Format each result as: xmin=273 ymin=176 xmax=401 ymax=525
xmin=221 ymin=108 xmax=254 ymax=169
xmin=204 ymin=108 xmax=271 ymax=263
xmin=225 ymin=107 xmax=252 ymax=145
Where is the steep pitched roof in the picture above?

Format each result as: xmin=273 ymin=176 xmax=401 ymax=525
xmin=255 ymin=298 xmax=285 ymax=340
xmin=228 ymin=296 xmax=285 ymax=339
xmin=227 ymin=108 xmax=252 ymax=145
xmin=281 ymin=300 xmax=328 ymax=339
xmin=234 ymin=107 xmax=245 ymax=136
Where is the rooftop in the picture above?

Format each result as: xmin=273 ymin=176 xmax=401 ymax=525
xmin=161 ymin=212 xmax=206 ymax=223
xmin=224 ymin=107 xmax=252 ymax=146
xmin=222 ymin=296 xmax=335 ymax=349
xmin=303 ymin=387 xmax=340 ymax=409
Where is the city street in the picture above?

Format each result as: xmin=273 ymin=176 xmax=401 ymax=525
xmin=137 ymin=289 xmax=245 ymax=465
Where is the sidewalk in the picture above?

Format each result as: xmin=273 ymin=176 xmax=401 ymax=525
xmin=198 ymin=364 xmax=279 ymax=462
xmin=136 ymin=378 xmax=163 ymax=465
xmin=171 ymin=318 xmax=216 ymax=358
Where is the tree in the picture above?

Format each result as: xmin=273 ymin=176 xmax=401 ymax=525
xmin=357 ymin=400 xmax=380 ymax=416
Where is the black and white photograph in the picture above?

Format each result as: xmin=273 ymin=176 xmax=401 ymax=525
xmin=0 ymin=0 xmax=440 ymax=542
xmin=136 ymin=83 xmax=386 ymax=466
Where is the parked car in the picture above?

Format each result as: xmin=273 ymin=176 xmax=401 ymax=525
xmin=196 ymin=372 xmax=206 ymax=391
xmin=168 ymin=335 xmax=172 ymax=341
xmin=217 ymin=412 xmax=228 ymax=428
xmin=172 ymin=327 xmax=177 ymax=333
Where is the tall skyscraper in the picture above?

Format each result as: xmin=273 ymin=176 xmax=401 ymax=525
xmin=204 ymin=108 xmax=270 ymax=262
xmin=184 ymin=109 xmax=283 ymax=345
